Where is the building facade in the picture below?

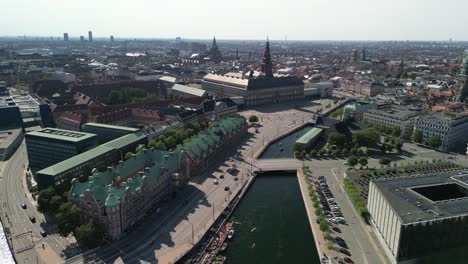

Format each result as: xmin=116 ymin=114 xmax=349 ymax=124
xmin=35 ymin=131 xmax=147 ymax=191
xmin=202 ymin=40 xmax=304 ymax=106
xmin=414 ymin=113 xmax=468 ymax=151
xmin=363 ymin=106 xmax=423 ymax=138
xmin=368 ymin=172 xmax=468 ymax=263
xmin=69 ymin=149 xmax=186 ymax=240
xmin=25 ymin=128 xmax=98 ymax=170
xmin=68 ymin=116 xmax=246 ymax=240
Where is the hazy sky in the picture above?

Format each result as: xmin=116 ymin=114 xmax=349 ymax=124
xmin=3 ymin=0 xmax=468 ymax=41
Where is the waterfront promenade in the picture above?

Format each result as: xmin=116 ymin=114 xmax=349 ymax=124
xmin=297 ymin=169 xmax=329 ymax=262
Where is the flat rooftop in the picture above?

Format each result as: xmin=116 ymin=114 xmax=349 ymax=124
xmin=296 ymin=127 xmax=323 ymax=145
xmin=82 ymin=123 xmax=140 ymax=132
xmin=26 ymin=128 xmax=97 ymax=143
xmin=372 ymin=171 xmax=468 ymax=224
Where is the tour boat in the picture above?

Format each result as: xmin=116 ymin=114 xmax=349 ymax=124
xmin=251 ymin=227 xmax=256 ymax=232
xmin=227 ymin=228 xmax=235 ymax=239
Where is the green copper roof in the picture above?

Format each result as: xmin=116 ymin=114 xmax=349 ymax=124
xmin=69 ymin=148 xmax=181 ymax=207
xmin=178 ymin=116 xmax=244 ymax=161
xmin=296 ymin=127 xmax=323 ymax=145
xmin=69 ymin=116 xmax=245 ymax=208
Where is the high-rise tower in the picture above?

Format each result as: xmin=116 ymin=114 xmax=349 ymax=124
xmin=110 ymin=35 xmax=114 ymax=42
xmin=261 ymin=39 xmax=274 ymax=77
xmin=88 ymin=31 xmax=93 ymax=42
xmin=63 ymin=33 xmax=69 ymax=41
xmin=362 ymin=47 xmax=367 ymax=61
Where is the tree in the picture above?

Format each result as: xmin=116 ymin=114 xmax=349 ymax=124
xmin=49 ymin=195 xmax=63 ymax=214
xmin=55 ymin=202 xmax=80 ymax=236
xmin=426 ymin=136 xmax=441 ymax=148
xmin=412 ymin=129 xmax=423 ymax=143
xmin=327 ymin=132 xmax=346 ymax=147
xmin=358 ymin=158 xmax=368 ymax=169
xmin=124 ymin=152 xmax=133 ymax=160
xmin=331 ymin=108 xmax=344 ymax=118
xmin=392 ymin=127 xmax=401 ymax=137
xmin=153 ymin=141 xmax=167 ymax=151
xmin=395 ymin=141 xmax=403 ymax=153
xmin=148 ymin=140 xmax=158 ymax=148
xmin=135 ymin=144 xmax=145 ymax=153
xmin=175 ymin=130 xmax=188 ymax=144
xmin=75 ymin=224 xmax=103 ymax=249
xmin=309 ymin=149 xmax=318 ymax=157
xmin=379 ymin=157 xmax=391 ymax=167
xmin=164 ymin=136 xmax=177 ymax=150
xmin=38 ymin=187 xmax=56 ymax=213
xmin=352 ymin=128 xmax=379 ymax=147
xmin=347 ymin=156 xmax=358 ymax=168
xmin=248 ymin=115 xmax=259 ymax=123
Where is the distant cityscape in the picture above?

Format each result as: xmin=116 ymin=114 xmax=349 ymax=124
xmin=1 ymin=30 xmax=468 ymax=264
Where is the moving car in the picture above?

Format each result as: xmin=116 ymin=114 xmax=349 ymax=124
xmin=21 ymin=203 xmax=27 ymax=209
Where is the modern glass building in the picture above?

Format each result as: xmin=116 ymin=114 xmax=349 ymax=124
xmin=25 ymin=128 xmax=98 ymax=169
xmin=35 ymin=131 xmax=147 ymax=191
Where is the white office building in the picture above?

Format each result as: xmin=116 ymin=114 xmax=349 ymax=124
xmin=414 ymin=113 xmax=468 ymax=151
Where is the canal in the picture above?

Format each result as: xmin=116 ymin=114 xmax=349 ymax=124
xmin=259 ymin=125 xmax=314 ymax=159
xmin=225 ymin=173 xmax=319 ymax=264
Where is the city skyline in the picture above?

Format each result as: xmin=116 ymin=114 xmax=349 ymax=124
xmin=3 ymin=0 xmax=468 ymax=41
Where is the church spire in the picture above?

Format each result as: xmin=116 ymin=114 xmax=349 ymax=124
xmin=212 ymin=37 xmax=218 ymax=49
xmin=261 ymin=38 xmax=273 ymax=77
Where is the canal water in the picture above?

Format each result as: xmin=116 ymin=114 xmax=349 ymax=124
xmin=259 ymin=125 xmax=314 ymax=159
xmin=225 ymin=173 xmax=319 ymax=264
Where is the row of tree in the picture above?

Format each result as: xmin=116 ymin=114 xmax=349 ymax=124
xmin=295 ymin=145 xmax=369 ymax=159
xmin=412 ymin=130 xmax=441 ymax=148
xmin=302 ymin=167 xmax=333 ymax=249
xmin=343 ymin=178 xmax=369 ymax=219
xmin=367 ymin=123 xmax=402 ymax=138
xmin=38 ymin=187 xmax=103 ymax=249
xmin=125 ymin=121 xmax=210 ymax=159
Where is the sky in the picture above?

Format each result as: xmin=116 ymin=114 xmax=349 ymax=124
xmin=2 ymin=0 xmax=468 ymax=41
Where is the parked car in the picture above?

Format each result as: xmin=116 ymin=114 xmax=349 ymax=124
xmin=21 ymin=203 xmax=27 ymax=209
xmin=343 ymin=257 xmax=354 ymax=264
xmin=220 ymin=175 xmax=225 ymax=179
xmin=339 ymin=248 xmax=351 ymax=256
xmin=214 ymin=180 xmax=219 ymax=185
xmin=40 ymin=230 xmax=47 ymax=237
xmin=332 ymin=226 xmax=341 ymax=233
xmin=29 ymin=216 xmax=36 ymax=223
xmin=224 ymin=186 xmax=230 ymax=191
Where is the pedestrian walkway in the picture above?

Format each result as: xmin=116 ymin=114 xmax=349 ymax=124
xmin=297 ymin=169 xmax=330 ymax=262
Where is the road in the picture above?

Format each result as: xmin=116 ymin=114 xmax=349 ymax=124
xmin=65 ymin=99 xmax=337 ymax=264
xmin=0 ymin=141 xmax=72 ymax=264
xmin=302 ymin=141 xmax=468 ymax=264
xmin=305 ymin=159 xmax=389 ymax=264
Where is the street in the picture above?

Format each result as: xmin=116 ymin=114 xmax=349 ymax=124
xmin=0 ymin=141 xmax=72 ymax=264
